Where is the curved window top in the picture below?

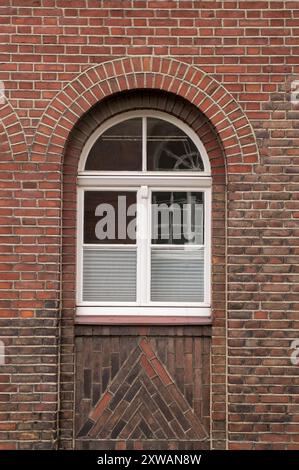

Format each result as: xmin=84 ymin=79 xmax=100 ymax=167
xmin=79 ymin=111 xmax=211 ymax=175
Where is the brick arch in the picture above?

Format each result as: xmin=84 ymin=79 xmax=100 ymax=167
xmin=64 ymin=89 xmax=226 ymax=181
xmin=31 ymin=57 xmax=259 ymax=170
xmin=0 ymin=101 xmax=27 ymax=159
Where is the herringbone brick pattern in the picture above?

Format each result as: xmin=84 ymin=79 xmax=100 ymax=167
xmin=75 ymin=334 xmax=210 ymax=450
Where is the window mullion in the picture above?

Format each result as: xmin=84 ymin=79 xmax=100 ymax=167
xmin=142 ymin=116 xmax=147 ymax=172
xmin=136 ymin=185 xmax=149 ymax=305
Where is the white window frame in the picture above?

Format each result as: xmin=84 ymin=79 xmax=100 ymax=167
xmin=76 ymin=111 xmax=212 ymax=319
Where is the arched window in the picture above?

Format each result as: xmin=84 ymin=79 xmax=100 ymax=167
xmin=77 ymin=111 xmax=211 ymax=319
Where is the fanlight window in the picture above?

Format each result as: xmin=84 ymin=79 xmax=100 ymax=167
xmin=84 ymin=116 xmax=205 ymax=172
xmin=77 ymin=111 xmax=211 ymax=319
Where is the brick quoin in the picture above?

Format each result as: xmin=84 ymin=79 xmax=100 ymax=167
xmin=0 ymin=0 xmax=298 ymax=451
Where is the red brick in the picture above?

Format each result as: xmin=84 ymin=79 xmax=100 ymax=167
xmin=151 ymin=358 xmax=173 ymax=386
xmin=139 ymin=355 xmax=156 ymax=379
xmin=89 ymin=392 xmax=112 ymax=421
xmin=139 ymin=338 xmax=155 ymax=359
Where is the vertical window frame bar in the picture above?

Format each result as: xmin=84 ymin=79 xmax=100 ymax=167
xmin=204 ymin=186 xmax=212 ymax=307
xmin=142 ymin=116 xmax=147 ymax=172
xmin=76 ymin=187 xmax=84 ymax=305
xmin=136 ymin=185 xmax=149 ymax=305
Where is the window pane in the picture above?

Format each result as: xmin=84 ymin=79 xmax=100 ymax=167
xmin=85 ymin=118 xmax=142 ymax=171
xmin=84 ymin=191 xmax=137 ymax=244
xmin=147 ymin=118 xmax=204 ymax=171
xmin=151 ymin=191 xmax=204 ymax=245
xmin=83 ymin=248 xmax=136 ymax=302
xmin=151 ymin=247 xmax=204 ymax=302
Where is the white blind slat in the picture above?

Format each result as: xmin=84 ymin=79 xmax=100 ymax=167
xmin=151 ymin=248 xmax=204 ymax=302
xmin=83 ymin=248 xmax=136 ymax=302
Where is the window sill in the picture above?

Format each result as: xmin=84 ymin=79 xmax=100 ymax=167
xmin=75 ymin=306 xmax=212 ymax=325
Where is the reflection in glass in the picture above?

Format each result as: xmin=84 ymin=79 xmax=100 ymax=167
xmin=85 ymin=118 xmax=142 ymax=171
xmin=147 ymin=118 xmax=204 ymax=171
xmin=84 ymin=191 xmax=137 ymax=244
xmin=151 ymin=192 xmax=204 ymax=245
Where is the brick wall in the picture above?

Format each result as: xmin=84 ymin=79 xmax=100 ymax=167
xmin=0 ymin=0 xmax=298 ymax=450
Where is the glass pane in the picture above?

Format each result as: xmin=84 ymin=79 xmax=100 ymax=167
xmin=84 ymin=191 xmax=137 ymax=244
xmin=147 ymin=118 xmax=204 ymax=171
xmin=85 ymin=118 xmax=142 ymax=171
xmin=151 ymin=247 xmax=204 ymax=302
xmin=83 ymin=248 xmax=136 ymax=302
xmin=151 ymin=191 xmax=204 ymax=245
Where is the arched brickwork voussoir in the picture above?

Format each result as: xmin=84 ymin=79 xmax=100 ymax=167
xmin=0 ymin=101 xmax=27 ymax=160
xmin=31 ymin=57 xmax=259 ymax=170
